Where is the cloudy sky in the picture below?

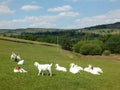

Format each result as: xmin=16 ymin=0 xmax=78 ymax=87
xmin=0 ymin=0 xmax=120 ymax=29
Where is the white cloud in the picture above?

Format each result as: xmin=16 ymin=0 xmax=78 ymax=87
xmin=0 ymin=15 xmax=59 ymax=29
xmin=0 ymin=9 xmax=119 ymax=29
xmin=48 ymin=5 xmax=72 ymax=12
xmin=66 ymin=9 xmax=120 ymax=29
xmin=58 ymin=12 xmax=79 ymax=17
xmin=21 ymin=5 xmax=42 ymax=11
xmin=1 ymin=0 xmax=11 ymax=5
xmin=0 ymin=0 xmax=14 ymax=15
xmin=0 ymin=11 xmax=79 ymax=29
xmin=0 ymin=5 xmax=14 ymax=15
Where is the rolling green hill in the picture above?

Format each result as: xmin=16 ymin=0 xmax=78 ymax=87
xmin=0 ymin=38 xmax=120 ymax=90
xmin=0 ymin=22 xmax=119 ymax=36
xmin=84 ymin=22 xmax=120 ymax=30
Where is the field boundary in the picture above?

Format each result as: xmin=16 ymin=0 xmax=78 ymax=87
xmin=0 ymin=36 xmax=58 ymax=47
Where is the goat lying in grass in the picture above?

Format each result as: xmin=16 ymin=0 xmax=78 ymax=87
xmin=69 ymin=63 xmax=83 ymax=74
xmin=34 ymin=62 xmax=52 ymax=76
xmin=11 ymin=52 xmax=17 ymax=61
xmin=84 ymin=65 xmax=103 ymax=75
xmin=55 ymin=64 xmax=67 ymax=72
xmin=17 ymin=60 xmax=24 ymax=65
xmin=11 ymin=52 xmax=21 ymax=62
xmin=13 ymin=66 xmax=27 ymax=73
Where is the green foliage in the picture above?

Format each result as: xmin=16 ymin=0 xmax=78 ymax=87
xmin=99 ymin=35 xmax=111 ymax=43
xmin=105 ymin=35 xmax=120 ymax=53
xmin=73 ymin=40 xmax=103 ymax=55
xmin=37 ymin=37 xmax=57 ymax=44
xmin=59 ymin=36 xmax=73 ymax=51
xmin=73 ymin=41 xmax=87 ymax=53
xmin=80 ymin=44 xmax=102 ymax=55
xmin=102 ymin=50 xmax=111 ymax=56
xmin=23 ymin=34 xmax=36 ymax=41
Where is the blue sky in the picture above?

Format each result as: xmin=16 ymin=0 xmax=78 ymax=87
xmin=0 ymin=0 xmax=120 ymax=29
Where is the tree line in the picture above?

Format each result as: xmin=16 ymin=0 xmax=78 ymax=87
xmin=10 ymin=30 xmax=120 ymax=55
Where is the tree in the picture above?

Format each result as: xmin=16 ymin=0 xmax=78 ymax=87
xmin=73 ymin=41 xmax=87 ymax=53
xmin=59 ymin=36 xmax=72 ymax=51
xmin=105 ymin=35 xmax=120 ymax=53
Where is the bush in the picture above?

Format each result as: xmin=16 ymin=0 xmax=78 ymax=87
xmin=80 ymin=44 xmax=102 ymax=55
xmin=102 ymin=50 xmax=111 ymax=56
xmin=73 ymin=40 xmax=104 ymax=54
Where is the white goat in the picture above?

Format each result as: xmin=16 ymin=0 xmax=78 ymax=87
xmin=84 ymin=65 xmax=103 ymax=75
xmin=16 ymin=55 xmax=21 ymax=61
xmin=13 ymin=66 xmax=27 ymax=73
xmin=34 ymin=62 xmax=52 ymax=76
xmin=11 ymin=52 xmax=17 ymax=61
xmin=69 ymin=63 xmax=83 ymax=74
xmin=11 ymin=52 xmax=21 ymax=62
xmin=55 ymin=64 xmax=67 ymax=72
xmin=17 ymin=60 xmax=24 ymax=65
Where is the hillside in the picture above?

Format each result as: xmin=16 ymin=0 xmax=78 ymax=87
xmin=84 ymin=22 xmax=120 ymax=30
xmin=0 ymin=39 xmax=120 ymax=90
xmin=0 ymin=28 xmax=63 ymax=36
xmin=0 ymin=22 xmax=120 ymax=37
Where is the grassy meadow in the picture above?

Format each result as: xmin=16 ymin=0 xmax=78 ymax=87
xmin=0 ymin=38 xmax=120 ymax=90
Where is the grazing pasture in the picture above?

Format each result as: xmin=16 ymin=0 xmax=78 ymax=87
xmin=0 ymin=39 xmax=120 ymax=90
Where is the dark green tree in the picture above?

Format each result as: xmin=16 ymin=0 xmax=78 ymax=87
xmin=59 ymin=36 xmax=72 ymax=51
xmin=105 ymin=35 xmax=120 ymax=53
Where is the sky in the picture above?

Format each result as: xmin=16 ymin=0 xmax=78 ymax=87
xmin=0 ymin=0 xmax=120 ymax=29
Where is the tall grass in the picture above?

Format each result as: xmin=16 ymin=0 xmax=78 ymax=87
xmin=0 ymin=39 xmax=120 ymax=90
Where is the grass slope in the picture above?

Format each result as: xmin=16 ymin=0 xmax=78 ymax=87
xmin=0 ymin=39 xmax=120 ymax=90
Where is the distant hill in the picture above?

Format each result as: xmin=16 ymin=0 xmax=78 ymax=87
xmin=84 ymin=22 xmax=120 ymax=30
xmin=0 ymin=22 xmax=120 ymax=36
xmin=0 ymin=28 xmax=63 ymax=35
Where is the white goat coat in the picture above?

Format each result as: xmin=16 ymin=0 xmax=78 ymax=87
xmin=55 ymin=64 xmax=67 ymax=72
xmin=84 ymin=67 xmax=91 ymax=72
xmin=84 ymin=65 xmax=103 ymax=75
xmin=18 ymin=60 xmax=24 ymax=65
xmin=17 ymin=55 xmax=21 ymax=61
xmin=34 ymin=62 xmax=52 ymax=76
xmin=14 ymin=68 xmax=27 ymax=73
xmin=69 ymin=63 xmax=83 ymax=74
xmin=11 ymin=53 xmax=17 ymax=60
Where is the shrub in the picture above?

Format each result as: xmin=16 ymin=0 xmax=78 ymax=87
xmin=80 ymin=44 xmax=102 ymax=55
xmin=102 ymin=50 xmax=111 ymax=56
xmin=73 ymin=40 xmax=104 ymax=54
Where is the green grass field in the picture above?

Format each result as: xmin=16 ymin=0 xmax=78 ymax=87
xmin=0 ymin=39 xmax=120 ymax=90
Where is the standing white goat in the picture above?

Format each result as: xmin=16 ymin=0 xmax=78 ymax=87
xmin=55 ymin=64 xmax=67 ymax=72
xmin=34 ymin=62 xmax=52 ymax=76
xmin=69 ymin=63 xmax=83 ymax=74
